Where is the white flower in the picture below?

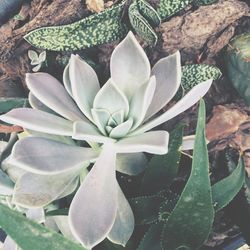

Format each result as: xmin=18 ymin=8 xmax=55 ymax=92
xmin=0 ymin=32 xmax=212 ymax=248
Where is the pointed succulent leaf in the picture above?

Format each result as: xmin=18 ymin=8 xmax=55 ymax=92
xmin=24 ymin=1 xmax=127 ymax=51
xmin=161 ymin=99 xmax=214 ymax=250
xmin=107 ymin=184 xmax=134 ymax=246
xmin=91 ymin=108 xmax=110 ymax=135
xmin=137 ymin=223 xmax=164 ymax=250
xmin=145 ymin=51 xmax=181 ymax=120
xmin=0 ymin=108 xmax=73 ymax=136
xmin=110 ymin=31 xmax=151 ymax=98
xmin=3 ymin=236 xmax=18 ymax=250
xmin=13 ymin=170 xmax=80 ymax=208
xmin=53 ymin=216 xmax=76 ymax=241
xmin=132 ymin=79 xmax=213 ymax=135
xmin=10 ymin=137 xmax=98 ymax=174
xmin=129 ymin=195 xmax=165 ymax=225
xmin=69 ymin=144 xmax=118 ymax=249
xmin=38 ymin=51 xmax=46 ymax=62
xmin=141 ymin=124 xmax=184 ymax=194
xmin=0 ymin=203 xmax=86 ymax=250
xmin=212 ymin=157 xmax=245 ymax=212
xmin=109 ymin=118 xmax=133 ymax=139
xmin=129 ymin=76 xmax=156 ymax=130
xmin=28 ymin=50 xmax=39 ymax=61
xmin=128 ymin=3 xmax=158 ymax=46
xmin=116 ymin=152 xmax=148 ymax=175
xmin=63 ymin=64 xmax=73 ymax=97
xmin=69 ymin=55 xmax=100 ymax=122
xmin=32 ymin=64 xmax=42 ymax=72
xmin=93 ymin=79 xmax=129 ymax=116
xmin=73 ymin=120 xmax=116 ymax=143
xmin=115 ymin=130 xmax=169 ymax=155
xmin=56 ymin=177 xmax=79 ymax=200
xmin=181 ymin=135 xmax=196 ymax=150
xmin=26 ymin=208 xmax=45 ymax=223
xmin=26 ymin=73 xmax=85 ymax=121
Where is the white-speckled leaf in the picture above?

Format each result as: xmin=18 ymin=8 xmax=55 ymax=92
xmin=110 ymin=31 xmax=150 ymax=98
xmin=108 ymin=183 xmax=134 ymax=246
xmin=69 ymin=143 xmax=118 ymax=249
xmin=115 ymin=130 xmax=169 ymax=155
xmin=145 ymin=51 xmax=181 ymax=120
xmin=10 ymin=137 xmax=98 ymax=175
xmin=0 ymin=108 xmax=74 ymax=136
xmin=26 ymin=73 xmax=85 ymax=121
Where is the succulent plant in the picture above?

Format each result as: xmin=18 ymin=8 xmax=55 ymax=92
xmin=0 ymin=32 xmax=213 ymax=248
xmin=28 ymin=50 xmax=47 ymax=72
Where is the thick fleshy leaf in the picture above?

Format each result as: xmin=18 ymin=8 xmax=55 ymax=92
xmin=145 ymin=51 xmax=181 ymax=120
xmin=91 ymin=108 xmax=110 ymax=135
xmin=69 ymin=143 xmax=118 ymax=248
xmin=28 ymin=92 xmax=54 ymax=114
xmin=107 ymin=184 xmax=134 ymax=246
xmin=0 ymin=169 xmax=14 ymax=195
xmin=0 ymin=108 xmax=74 ymax=136
xmin=0 ymin=203 xmax=86 ymax=250
xmin=69 ymin=55 xmax=100 ymax=122
xmin=161 ymin=99 xmax=214 ymax=249
xmin=129 ymin=76 xmax=156 ymax=130
xmin=63 ymin=64 xmax=73 ymax=97
xmin=56 ymin=177 xmax=79 ymax=200
xmin=115 ymin=131 xmax=169 ymax=155
xmin=181 ymin=135 xmax=195 ymax=150
xmin=131 ymin=79 xmax=213 ymax=135
xmin=10 ymin=137 xmax=98 ymax=175
xmin=3 ymin=236 xmax=18 ymax=250
xmin=109 ymin=118 xmax=133 ymax=139
xmin=93 ymin=79 xmax=129 ymax=116
xmin=110 ymin=31 xmax=151 ymax=98
xmin=116 ymin=152 xmax=147 ymax=175
xmin=73 ymin=121 xmax=116 ymax=143
xmin=26 ymin=73 xmax=85 ymax=121
xmin=53 ymin=216 xmax=76 ymax=241
xmin=26 ymin=208 xmax=45 ymax=223
xmin=13 ymin=170 xmax=79 ymax=208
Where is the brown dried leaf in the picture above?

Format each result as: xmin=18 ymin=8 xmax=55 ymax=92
xmin=206 ymin=105 xmax=248 ymax=141
xmin=86 ymin=0 xmax=104 ymax=13
xmin=0 ymin=125 xmax=23 ymax=133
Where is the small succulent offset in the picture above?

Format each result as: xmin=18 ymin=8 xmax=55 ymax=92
xmin=0 ymin=32 xmax=213 ymax=248
xmin=28 ymin=50 xmax=47 ymax=72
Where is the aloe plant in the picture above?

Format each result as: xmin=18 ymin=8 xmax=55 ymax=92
xmin=0 ymin=32 xmax=213 ymax=248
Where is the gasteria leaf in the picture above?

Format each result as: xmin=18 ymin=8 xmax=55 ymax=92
xmin=0 ymin=203 xmax=86 ymax=250
xmin=161 ymin=99 xmax=214 ymax=250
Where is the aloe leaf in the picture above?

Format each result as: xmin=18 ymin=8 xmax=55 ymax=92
xmin=24 ymin=2 xmax=127 ymax=51
xmin=0 ymin=203 xmax=86 ymax=250
xmin=141 ymin=124 xmax=184 ymax=194
xmin=226 ymin=33 xmax=250 ymax=105
xmin=129 ymin=195 xmax=165 ymax=225
xmin=161 ymin=99 xmax=214 ymax=250
xmin=128 ymin=2 xmax=158 ymax=46
xmin=137 ymin=223 xmax=164 ymax=250
xmin=137 ymin=0 xmax=161 ymax=27
xmin=212 ymin=157 xmax=245 ymax=212
xmin=0 ymin=98 xmax=27 ymax=113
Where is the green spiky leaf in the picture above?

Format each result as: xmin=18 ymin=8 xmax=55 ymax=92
xmin=0 ymin=203 xmax=86 ymax=250
xmin=212 ymin=157 xmax=245 ymax=212
xmin=24 ymin=1 xmax=127 ymax=51
xmin=128 ymin=2 xmax=158 ymax=45
xmin=141 ymin=124 xmax=184 ymax=194
xmin=161 ymin=99 xmax=214 ymax=250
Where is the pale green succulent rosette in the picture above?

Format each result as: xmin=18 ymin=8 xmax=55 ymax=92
xmin=0 ymin=32 xmax=213 ymax=248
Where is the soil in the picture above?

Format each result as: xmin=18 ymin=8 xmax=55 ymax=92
xmin=0 ymin=0 xmax=250 ymax=249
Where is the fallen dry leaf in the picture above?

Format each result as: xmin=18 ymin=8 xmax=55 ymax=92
xmin=206 ymin=105 xmax=248 ymax=141
xmin=0 ymin=124 xmax=23 ymax=133
xmin=86 ymin=0 xmax=104 ymax=13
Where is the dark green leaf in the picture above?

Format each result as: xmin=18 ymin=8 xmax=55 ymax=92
xmin=24 ymin=2 xmax=127 ymax=51
xmin=161 ymin=99 xmax=214 ymax=250
xmin=137 ymin=223 xmax=164 ymax=250
xmin=0 ymin=203 xmax=86 ymax=250
xmin=141 ymin=124 xmax=184 ymax=194
xmin=0 ymin=98 xmax=28 ymax=113
xmin=212 ymin=157 xmax=245 ymax=212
